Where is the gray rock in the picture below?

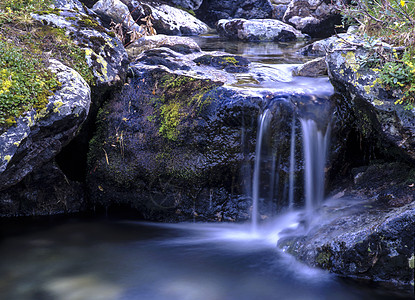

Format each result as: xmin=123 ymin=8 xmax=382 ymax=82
xmin=32 ymin=10 xmax=128 ymax=87
xmin=0 ymin=60 xmax=91 ymax=190
xmin=293 ymin=57 xmax=327 ymax=77
xmin=146 ymin=3 xmax=210 ymax=35
xmin=92 ymin=0 xmax=144 ymax=34
xmin=217 ymin=18 xmax=306 ymax=42
xmin=325 ymin=35 xmax=415 ymax=161
xmin=125 ymin=34 xmax=201 ymax=59
xmin=283 ymin=0 xmax=343 ymax=38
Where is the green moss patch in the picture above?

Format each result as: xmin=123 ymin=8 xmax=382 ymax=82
xmin=0 ymin=39 xmax=61 ymax=131
xmin=154 ymin=73 xmax=220 ymax=141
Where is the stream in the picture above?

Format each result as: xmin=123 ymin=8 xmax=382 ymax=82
xmin=0 ymin=37 xmax=411 ymax=300
xmin=0 ymin=217 xmax=407 ymax=300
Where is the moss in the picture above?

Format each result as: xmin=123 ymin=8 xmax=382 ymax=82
xmin=0 ymin=39 xmax=61 ymax=131
xmin=152 ymin=73 xmax=221 ymax=141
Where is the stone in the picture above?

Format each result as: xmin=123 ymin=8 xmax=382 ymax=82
xmin=0 ymin=59 xmax=91 ymax=190
xmin=168 ymin=0 xmax=204 ymax=11
xmin=293 ymin=57 xmax=327 ymax=77
xmin=217 ymin=18 xmax=306 ymax=42
xmin=278 ymin=162 xmax=415 ymax=294
xmin=92 ymin=0 xmax=144 ymax=34
xmin=126 ymin=34 xmax=201 ymax=59
xmin=283 ymin=0 xmax=343 ymax=38
xmin=325 ymin=34 xmax=415 ymax=161
xmin=196 ymin=0 xmax=274 ymax=28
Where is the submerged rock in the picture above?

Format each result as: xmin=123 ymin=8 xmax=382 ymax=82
xmin=217 ymin=18 xmax=306 ymax=42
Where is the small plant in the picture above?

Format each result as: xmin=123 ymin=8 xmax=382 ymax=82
xmin=379 ymin=50 xmax=415 ymax=109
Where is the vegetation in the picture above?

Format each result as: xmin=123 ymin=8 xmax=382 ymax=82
xmin=337 ymin=0 xmax=415 ymax=109
xmin=0 ymin=0 xmax=95 ymax=130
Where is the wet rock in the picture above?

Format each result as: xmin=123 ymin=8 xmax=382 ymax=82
xmin=325 ymin=34 xmax=415 ymax=161
xmin=126 ymin=34 xmax=201 ymax=59
xmin=278 ymin=161 xmax=415 ymax=295
xmin=297 ymin=35 xmax=339 ymax=57
xmin=196 ymin=0 xmax=274 ymax=28
xmin=217 ymin=18 xmax=306 ymax=42
xmin=193 ymin=54 xmax=250 ymax=73
xmin=292 ymin=57 xmax=327 ymax=77
xmin=0 ymin=59 xmax=90 ymax=190
xmin=283 ymin=0 xmax=343 ymax=38
xmin=86 ymin=43 xmax=334 ymax=221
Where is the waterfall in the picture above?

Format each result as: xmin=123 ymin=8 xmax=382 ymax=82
xmin=288 ymin=115 xmax=296 ymax=210
xmin=252 ymin=109 xmax=271 ymax=232
xmin=300 ymin=119 xmax=330 ymax=219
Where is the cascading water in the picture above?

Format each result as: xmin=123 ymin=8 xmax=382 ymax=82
xmin=300 ymin=119 xmax=330 ymax=219
xmin=288 ymin=115 xmax=296 ymax=210
xmin=252 ymin=109 xmax=272 ymax=232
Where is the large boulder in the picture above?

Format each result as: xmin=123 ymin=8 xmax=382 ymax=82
xmin=0 ymin=60 xmax=90 ymax=191
xmin=217 ymin=18 xmax=306 ymax=42
xmin=196 ymin=0 xmax=274 ymax=28
xmin=283 ymin=0 xmax=343 ymax=38
xmin=86 ymin=42 xmax=335 ymax=221
xmin=325 ymin=34 xmax=415 ymax=161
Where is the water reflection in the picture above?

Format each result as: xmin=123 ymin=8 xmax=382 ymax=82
xmin=190 ymin=35 xmax=313 ymax=64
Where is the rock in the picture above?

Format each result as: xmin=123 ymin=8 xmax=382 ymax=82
xmin=325 ymin=34 xmax=415 ymax=161
xmin=169 ymin=0 xmax=204 ymax=11
xmin=297 ymin=35 xmax=339 ymax=57
xmin=217 ymin=18 xmax=306 ymax=42
xmin=32 ymin=9 xmax=128 ymax=88
xmin=120 ymin=1 xmax=210 ymax=36
xmin=126 ymin=34 xmax=201 ymax=59
xmin=0 ymin=59 xmax=91 ymax=190
xmin=272 ymin=4 xmax=289 ymax=21
xmin=54 ymin=0 xmax=87 ymax=12
xmin=293 ymin=57 xmax=327 ymax=77
xmin=0 ymin=162 xmax=85 ymax=217
xmin=92 ymin=0 xmax=144 ymax=35
xmin=86 ymin=42 xmax=334 ymax=221
xmin=283 ymin=0 xmax=343 ymax=38
xmin=147 ymin=3 xmax=210 ymax=36
xmin=196 ymin=0 xmax=274 ymax=28
xmin=278 ymin=161 xmax=415 ymax=294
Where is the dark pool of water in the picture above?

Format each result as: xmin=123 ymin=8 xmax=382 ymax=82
xmin=0 ymin=217 xmax=410 ymax=300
